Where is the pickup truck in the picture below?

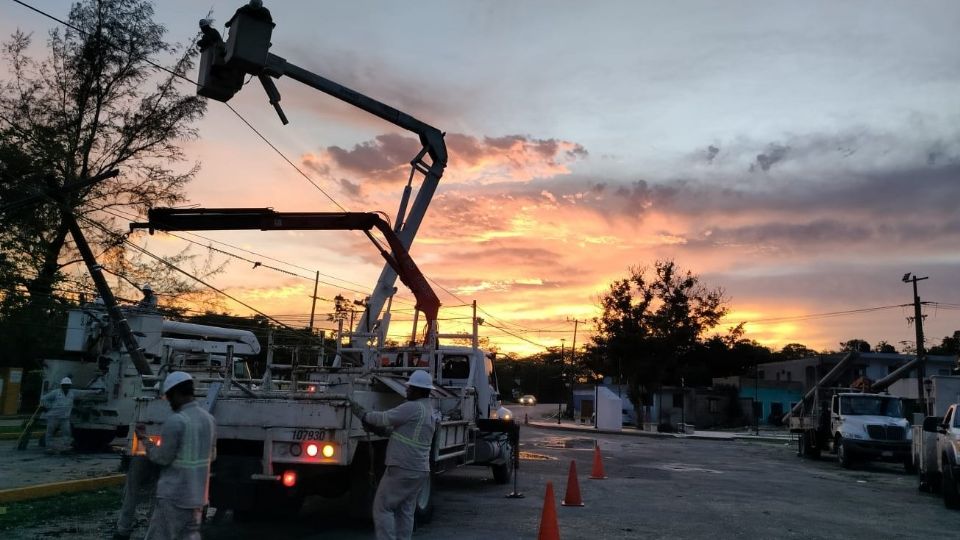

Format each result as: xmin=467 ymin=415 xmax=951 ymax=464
xmin=917 ymin=403 xmax=960 ymax=508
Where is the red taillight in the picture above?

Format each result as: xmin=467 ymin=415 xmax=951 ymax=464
xmin=281 ymin=470 xmax=297 ymax=488
xmin=305 ymin=443 xmax=319 ymax=457
xmin=306 ymin=384 xmax=317 ymax=393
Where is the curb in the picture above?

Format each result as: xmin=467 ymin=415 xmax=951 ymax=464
xmin=0 ymin=474 xmax=126 ymax=504
xmin=527 ymin=421 xmax=792 ymax=444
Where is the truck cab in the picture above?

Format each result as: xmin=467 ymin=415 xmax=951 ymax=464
xmin=831 ymin=393 xmax=912 ymax=469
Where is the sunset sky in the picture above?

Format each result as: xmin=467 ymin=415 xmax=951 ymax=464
xmin=3 ymin=1 xmax=959 ymax=356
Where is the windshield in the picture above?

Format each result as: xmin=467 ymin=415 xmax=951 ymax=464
xmin=840 ymin=396 xmax=902 ymax=417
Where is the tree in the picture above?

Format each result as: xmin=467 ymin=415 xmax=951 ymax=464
xmin=929 ymin=331 xmax=960 ymax=356
xmin=840 ymin=339 xmax=871 ymax=353
xmin=0 ymin=0 xmax=206 ymax=366
xmin=874 ymin=340 xmax=898 ymax=353
xmin=777 ymin=343 xmax=818 ymax=360
xmin=586 ymin=260 xmax=730 ymax=403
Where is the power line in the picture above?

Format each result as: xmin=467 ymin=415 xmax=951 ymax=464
xmin=742 ymin=304 xmax=911 ymax=324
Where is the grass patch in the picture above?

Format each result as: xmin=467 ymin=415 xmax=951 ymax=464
xmin=0 ymin=486 xmax=122 ymax=530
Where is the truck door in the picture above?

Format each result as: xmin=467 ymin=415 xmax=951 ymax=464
xmin=831 ymin=395 xmax=841 ymax=433
xmin=940 ymin=406 xmax=955 ymax=469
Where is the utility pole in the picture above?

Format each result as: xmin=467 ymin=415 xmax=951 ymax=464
xmin=568 ymin=318 xmax=586 ymax=425
xmin=902 ymin=273 xmax=929 ymax=412
xmin=308 ymin=270 xmax=319 ymax=332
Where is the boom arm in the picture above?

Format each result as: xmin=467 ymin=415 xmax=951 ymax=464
xmin=131 ymin=208 xmax=440 ymax=343
xmin=196 ymin=4 xmax=448 ymax=339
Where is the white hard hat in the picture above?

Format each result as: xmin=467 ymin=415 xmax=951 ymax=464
xmin=406 ymin=370 xmax=434 ymax=390
xmin=162 ymin=371 xmax=193 ymax=394
xmin=60 ymin=377 xmax=73 ymax=385
xmin=142 ymin=283 xmax=153 ymax=292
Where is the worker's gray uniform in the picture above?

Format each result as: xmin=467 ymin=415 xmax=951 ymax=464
xmin=142 ymin=401 xmax=216 ymax=540
xmin=40 ymin=388 xmax=92 ymax=449
xmin=364 ymin=398 xmax=437 ymax=540
xmin=115 ymin=456 xmax=159 ymax=537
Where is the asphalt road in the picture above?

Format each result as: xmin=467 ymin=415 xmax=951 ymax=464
xmin=5 ymin=412 xmax=960 ymax=539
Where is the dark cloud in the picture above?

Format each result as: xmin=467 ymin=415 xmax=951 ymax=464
xmin=750 ymin=144 xmax=790 ymax=172
xmin=706 ymin=145 xmax=720 ymax=163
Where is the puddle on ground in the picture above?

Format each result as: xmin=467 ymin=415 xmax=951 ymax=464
xmin=655 ymin=463 xmax=724 ymax=474
xmin=519 ymin=451 xmax=557 ymax=461
xmin=534 ymin=436 xmax=596 ymax=450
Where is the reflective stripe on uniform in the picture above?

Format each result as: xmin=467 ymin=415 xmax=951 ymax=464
xmin=390 ymin=401 xmax=431 ymax=449
xmin=173 ymin=413 xmax=207 ymax=469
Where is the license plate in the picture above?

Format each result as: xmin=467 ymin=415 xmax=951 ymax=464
xmin=881 ymin=451 xmax=893 ymax=457
xmin=291 ymin=429 xmax=327 ymax=441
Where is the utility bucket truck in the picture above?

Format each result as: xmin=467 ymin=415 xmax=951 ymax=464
xmin=42 ymin=305 xmax=260 ymax=450
xmin=128 ymin=1 xmax=518 ymax=523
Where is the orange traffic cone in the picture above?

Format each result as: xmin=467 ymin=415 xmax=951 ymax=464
xmin=589 ymin=442 xmax=607 ymax=479
xmin=561 ymin=460 xmax=584 ymax=507
xmin=538 ymin=481 xmax=560 ymax=540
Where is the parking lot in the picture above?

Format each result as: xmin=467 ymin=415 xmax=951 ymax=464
xmin=3 ymin=416 xmax=960 ymax=539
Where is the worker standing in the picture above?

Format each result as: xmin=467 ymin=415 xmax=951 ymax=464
xmin=40 ymin=377 xmax=100 ymax=452
xmin=135 ymin=372 xmax=215 ymax=540
xmin=361 ymin=370 xmax=438 ymax=540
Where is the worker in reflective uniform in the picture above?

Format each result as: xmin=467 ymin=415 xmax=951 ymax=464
xmin=135 ymin=371 xmax=215 ymax=540
xmin=361 ymin=370 xmax=438 ymax=540
xmin=40 ymin=377 xmax=101 ymax=452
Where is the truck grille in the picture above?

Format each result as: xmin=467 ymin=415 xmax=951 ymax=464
xmin=866 ymin=425 xmax=905 ymax=441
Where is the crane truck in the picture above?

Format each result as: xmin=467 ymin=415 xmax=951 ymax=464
xmin=787 ymin=352 xmax=914 ymax=471
xmin=128 ymin=2 xmax=518 ymax=523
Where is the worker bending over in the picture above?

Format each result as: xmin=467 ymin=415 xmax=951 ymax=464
xmin=135 ymin=372 xmax=215 ymax=540
xmin=362 ymin=370 xmax=438 ymax=540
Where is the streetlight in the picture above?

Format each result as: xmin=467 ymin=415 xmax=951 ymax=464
xmin=557 ymin=339 xmax=565 ymax=424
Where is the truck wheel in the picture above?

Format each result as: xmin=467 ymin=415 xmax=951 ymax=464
xmin=836 ymin=436 xmax=853 ymax=469
xmin=798 ymin=433 xmax=820 ymax=460
xmin=414 ymin=474 xmax=435 ymax=526
xmin=491 ymin=441 xmax=514 ymax=485
xmin=942 ymin=464 xmax=960 ymax=509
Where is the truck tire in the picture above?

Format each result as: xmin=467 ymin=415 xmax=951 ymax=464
xmin=942 ymin=463 xmax=960 ymax=509
xmin=491 ymin=440 xmax=514 ymax=485
xmin=798 ymin=432 xmax=820 ymax=460
xmin=836 ymin=436 xmax=853 ymax=469
xmin=414 ymin=473 xmax=435 ymax=526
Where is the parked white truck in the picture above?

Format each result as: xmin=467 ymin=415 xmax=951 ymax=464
xmin=912 ymin=375 xmax=960 ymax=506
xmin=793 ymin=389 xmax=912 ymax=470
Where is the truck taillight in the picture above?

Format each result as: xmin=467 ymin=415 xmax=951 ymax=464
xmin=305 ymin=443 xmax=319 ymax=457
xmin=282 ymin=470 xmax=297 ymax=488
xmin=321 ymin=444 xmax=335 ymax=458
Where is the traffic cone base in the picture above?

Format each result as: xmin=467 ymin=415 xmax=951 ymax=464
xmin=589 ymin=443 xmax=607 ymax=479
xmin=561 ymin=459 xmax=585 ymax=507
xmin=537 ymin=481 xmax=560 ymax=540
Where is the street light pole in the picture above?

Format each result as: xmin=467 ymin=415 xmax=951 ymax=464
xmin=558 ymin=339 xmax=565 ymax=424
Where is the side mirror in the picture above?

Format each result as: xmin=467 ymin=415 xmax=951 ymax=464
xmin=923 ymin=416 xmax=943 ymax=433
